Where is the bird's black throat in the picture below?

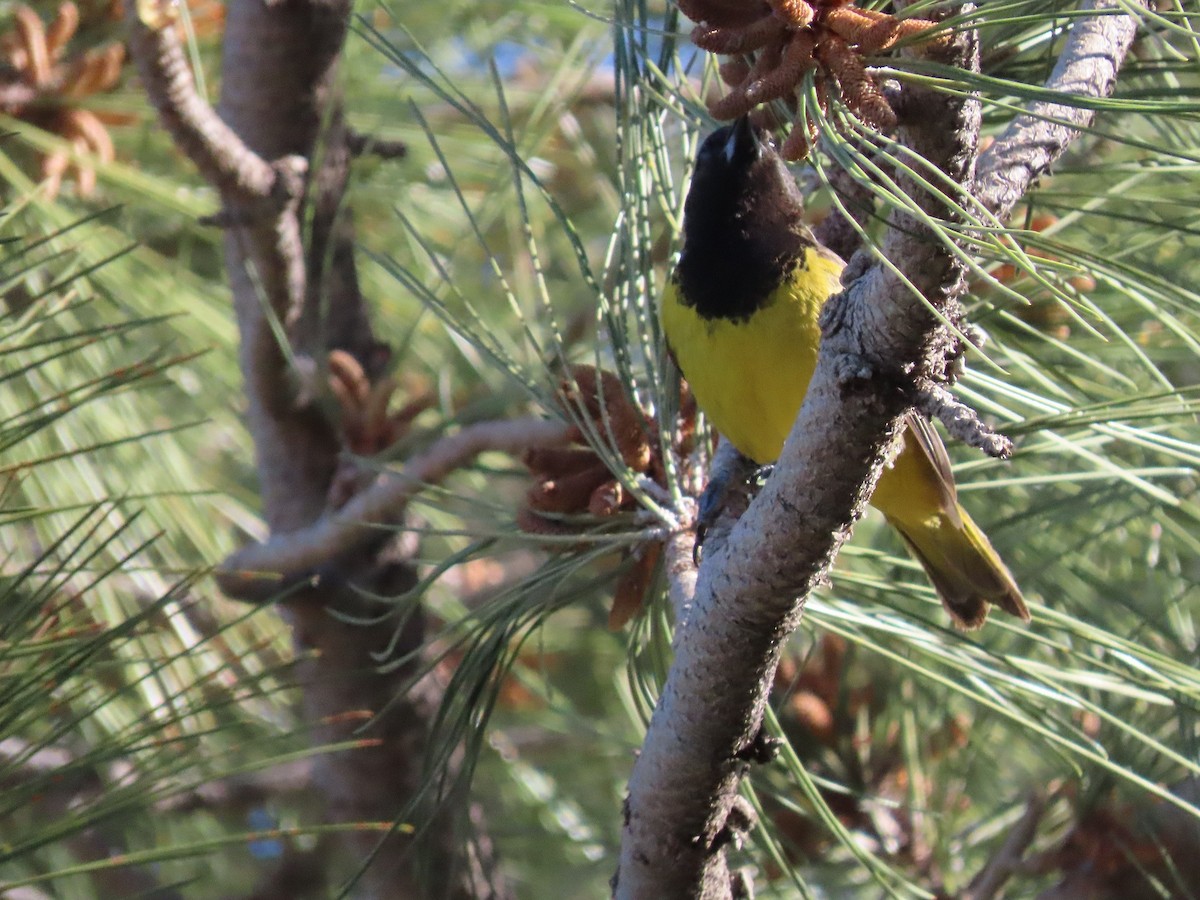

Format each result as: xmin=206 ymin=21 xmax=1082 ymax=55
xmin=674 ymin=141 xmax=814 ymax=323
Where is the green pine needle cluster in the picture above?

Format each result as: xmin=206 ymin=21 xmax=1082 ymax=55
xmin=1 ymin=0 xmax=1197 ymax=896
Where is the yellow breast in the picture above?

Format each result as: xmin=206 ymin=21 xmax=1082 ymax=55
xmin=661 ymin=250 xmax=844 ymax=465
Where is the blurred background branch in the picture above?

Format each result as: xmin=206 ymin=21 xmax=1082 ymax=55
xmin=0 ymin=0 xmax=1197 ymax=897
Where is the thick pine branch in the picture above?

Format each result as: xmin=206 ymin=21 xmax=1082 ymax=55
xmin=615 ymin=2 xmax=1146 ymax=896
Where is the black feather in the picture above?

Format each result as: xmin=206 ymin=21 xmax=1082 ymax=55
xmin=674 ymin=118 xmax=818 ymax=322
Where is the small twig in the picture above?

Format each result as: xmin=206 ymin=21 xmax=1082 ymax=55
xmin=197 ymin=207 xmax=262 ymax=229
xmin=975 ymin=0 xmax=1145 ymax=221
xmin=915 ymin=380 xmax=1013 ymax=459
xmin=962 ymin=792 xmax=1047 ymax=900
xmin=126 ymin=5 xmax=310 ymax=379
xmin=216 ymin=417 xmax=573 ymax=602
xmin=346 ymin=127 xmax=408 ymax=159
xmin=125 ymin=16 xmax=276 ymax=199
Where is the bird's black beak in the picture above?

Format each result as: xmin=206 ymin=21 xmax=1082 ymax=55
xmin=722 ymin=115 xmax=762 ymax=165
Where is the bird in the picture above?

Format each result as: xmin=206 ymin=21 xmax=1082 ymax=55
xmin=659 ymin=115 xmax=1030 ymax=630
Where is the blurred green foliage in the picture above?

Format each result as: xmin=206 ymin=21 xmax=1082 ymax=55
xmin=0 ymin=0 xmax=1198 ymax=897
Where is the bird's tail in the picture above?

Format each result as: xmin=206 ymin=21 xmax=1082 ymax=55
xmin=886 ymin=505 xmax=1030 ymax=630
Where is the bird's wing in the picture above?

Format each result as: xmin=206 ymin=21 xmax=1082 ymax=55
xmin=902 ymin=412 xmax=962 ymax=524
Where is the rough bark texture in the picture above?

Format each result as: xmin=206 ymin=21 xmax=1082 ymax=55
xmin=975 ymin=0 xmax=1143 ymax=220
xmin=616 ymin=1 xmax=1146 ymax=895
xmin=212 ymin=9 xmax=453 ymax=896
xmin=217 ymin=0 xmax=351 ymax=531
xmin=616 ymin=26 xmax=983 ymax=896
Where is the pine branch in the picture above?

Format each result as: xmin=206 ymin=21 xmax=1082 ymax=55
xmin=216 ymin=417 xmax=572 ymax=602
xmin=617 ymin=19 xmax=984 ymax=895
xmin=663 ymin=529 xmax=699 ymax=622
xmin=962 ymin=793 xmax=1047 ymax=900
xmin=975 ymin=0 xmax=1145 ymax=221
xmin=617 ymin=1 xmax=1148 ymax=893
xmin=126 ymin=4 xmax=512 ymax=895
xmin=126 ymin=15 xmax=278 ymax=198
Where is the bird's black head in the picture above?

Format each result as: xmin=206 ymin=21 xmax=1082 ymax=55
xmin=694 ymin=115 xmax=766 ymax=178
xmin=676 ymin=117 xmax=813 ymax=320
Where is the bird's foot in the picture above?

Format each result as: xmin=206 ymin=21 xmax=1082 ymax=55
xmin=751 ymin=463 xmax=774 ymax=486
xmin=693 ymin=456 xmax=773 ymax=565
xmin=693 ymin=469 xmax=730 ymax=565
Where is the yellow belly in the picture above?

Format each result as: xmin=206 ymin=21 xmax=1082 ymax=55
xmin=660 ymin=251 xmax=844 ymax=465
xmin=661 ymin=251 xmax=1027 ymax=626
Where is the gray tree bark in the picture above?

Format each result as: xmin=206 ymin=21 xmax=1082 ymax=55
xmin=615 ymin=1 xmax=1145 ymax=896
xmin=128 ymin=3 xmax=508 ymax=896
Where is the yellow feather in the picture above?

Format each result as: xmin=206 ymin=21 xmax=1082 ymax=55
xmin=661 ymin=247 xmax=1029 ymax=629
xmin=662 ymin=250 xmax=839 ymax=466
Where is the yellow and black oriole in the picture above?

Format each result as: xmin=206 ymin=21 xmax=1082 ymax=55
xmin=660 ymin=116 xmax=1029 ymax=629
